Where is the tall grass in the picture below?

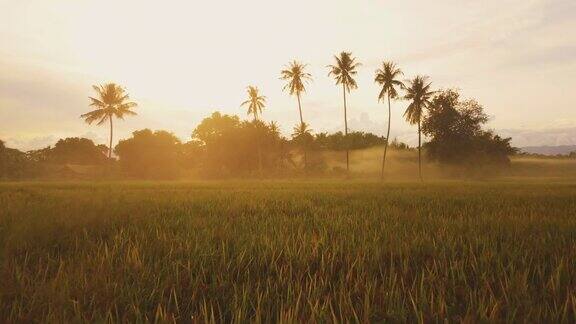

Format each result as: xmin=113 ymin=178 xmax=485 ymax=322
xmin=1 ymin=181 xmax=575 ymax=322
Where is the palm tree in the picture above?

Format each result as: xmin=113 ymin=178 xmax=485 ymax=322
xmin=375 ymin=62 xmax=404 ymax=180
xmin=268 ymin=121 xmax=280 ymax=136
xmin=280 ymin=61 xmax=312 ymax=125
xmin=403 ymin=76 xmax=434 ymax=181
xmin=292 ymin=122 xmax=313 ymax=169
xmin=328 ymin=51 xmax=361 ymax=173
xmin=241 ymin=86 xmax=266 ymax=174
xmin=241 ymin=86 xmax=266 ymax=121
xmin=81 ymin=83 xmax=137 ymax=159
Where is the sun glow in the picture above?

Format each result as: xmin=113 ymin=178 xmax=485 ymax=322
xmin=1 ymin=0 xmax=575 ymax=150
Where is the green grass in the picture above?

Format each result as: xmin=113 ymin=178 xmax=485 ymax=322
xmin=1 ymin=181 xmax=576 ymax=322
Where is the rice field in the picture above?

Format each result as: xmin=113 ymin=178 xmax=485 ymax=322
xmin=1 ymin=180 xmax=575 ymax=322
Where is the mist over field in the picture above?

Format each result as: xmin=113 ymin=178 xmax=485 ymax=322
xmin=2 ymin=0 xmax=576 ymax=322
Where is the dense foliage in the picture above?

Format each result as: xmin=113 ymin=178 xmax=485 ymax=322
xmin=423 ymin=90 xmax=516 ymax=174
xmin=48 ymin=137 xmax=108 ymax=165
xmin=192 ymin=112 xmax=288 ymax=176
xmin=314 ymin=131 xmax=385 ymax=150
xmin=3 ymin=90 xmax=523 ymax=179
xmin=115 ymin=129 xmax=184 ymax=179
xmin=0 ymin=140 xmax=32 ymax=179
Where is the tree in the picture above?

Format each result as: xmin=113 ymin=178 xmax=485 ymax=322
xmin=193 ymin=112 xmax=241 ymax=146
xmin=422 ymin=89 xmax=516 ymax=175
xmin=374 ymin=62 xmax=404 ymax=180
xmin=241 ymin=86 xmax=266 ymax=121
xmin=191 ymin=112 xmax=284 ymax=176
xmin=314 ymin=131 xmax=386 ymax=151
xmin=328 ymin=51 xmax=361 ymax=173
xmin=404 ymin=76 xmax=434 ymax=181
xmin=240 ymin=86 xmax=267 ymax=173
xmin=291 ymin=122 xmax=313 ymax=169
xmin=81 ymin=83 xmax=137 ymax=159
xmin=268 ymin=121 xmax=280 ymax=137
xmin=280 ymin=61 xmax=312 ymax=125
xmin=49 ymin=137 xmax=108 ymax=165
xmin=114 ymin=129 xmax=182 ymax=179
xmin=0 ymin=140 xmax=35 ymax=179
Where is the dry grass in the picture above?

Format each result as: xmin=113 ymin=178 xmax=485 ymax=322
xmin=1 ymin=181 xmax=576 ymax=322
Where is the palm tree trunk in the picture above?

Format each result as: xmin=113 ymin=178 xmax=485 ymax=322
xmin=254 ymin=117 xmax=262 ymax=176
xmin=343 ymin=84 xmax=349 ymax=173
xmin=258 ymin=141 xmax=262 ymax=176
xmin=381 ymin=94 xmax=392 ymax=181
xmin=297 ymin=93 xmax=307 ymax=170
xmin=297 ymin=93 xmax=303 ymax=125
xmin=108 ymin=116 xmax=113 ymax=159
xmin=418 ymin=119 xmax=422 ymax=182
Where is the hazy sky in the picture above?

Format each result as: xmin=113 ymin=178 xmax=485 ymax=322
xmin=1 ymin=0 xmax=575 ymax=150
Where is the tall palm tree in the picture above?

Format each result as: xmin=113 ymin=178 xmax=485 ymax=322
xmin=241 ymin=86 xmax=266 ymax=174
xmin=280 ymin=61 xmax=312 ymax=125
xmin=81 ymin=83 xmax=137 ymax=159
xmin=375 ymin=62 xmax=404 ymax=180
xmin=328 ymin=51 xmax=361 ymax=173
xmin=241 ymin=86 xmax=266 ymax=121
xmin=403 ymin=76 xmax=434 ymax=181
xmin=292 ymin=122 xmax=313 ymax=169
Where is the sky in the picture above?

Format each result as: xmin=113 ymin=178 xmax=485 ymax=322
xmin=0 ymin=0 xmax=575 ymax=150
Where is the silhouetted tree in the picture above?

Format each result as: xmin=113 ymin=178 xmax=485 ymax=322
xmin=375 ymin=62 xmax=404 ymax=180
xmin=49 ymin=137 xmax=108 ymax=165
xmin=281 ymin=61 xmax=312 ymax=125
xmin=81 ymin=83 xmax=137 ymax=159
xmin=115 ymin=129 xmax=182 ymax=179
xmin=179 ymin=140 xmax=204 ymax=170
xmin=0 ymin=140 xmax=35 ymax=179
xmin=328 ymin=51 xmax=361 ymax=173
xmin=314 ymin=131 xmax=386 ymax=151
xmin=192 ymin=112 xmax=284 ymax=176
xmin=268 ymin=121 xmax=280 ymax=136
xmin=241 ymin=86 xmax=267 ymax=173
xmin=291 ymin=122 xmax=313 ymax=169
xmin=241 ymin=86 xmax=266 ymax=121
xmin=422 ymin=89 xmax=516 ymax=175
xmin=404 ymin=76 xmax=434 ymax=181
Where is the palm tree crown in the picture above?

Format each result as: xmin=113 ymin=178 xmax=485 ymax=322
xmin=375 ymin=62 xmax=404 ymax=101
xmin=404 ymin=76 xmax=434 ymax=125
xmin=292 ymin=122 xmax=313 ymax=169
xmin=291 ymin=122 xmax=312 ymax=139
xmin=268 ymin=121 xmax=280 ymax=136
xmin=327 ymin=52 xmax=361 ymax=92
xmin=281 ymin=61 xmax=312 ymax=125
xmin=280 ymin=61 xmax=312 ymax=97
xmin=81 ymin=83 xmax=137 ymax=158
xmin=404 ymin=75 xmax=434 ymax=182
xmin=82 ymin=84 xmax=137 ymax=125
xmin=241 ymin=86 xmax=266 ymax=121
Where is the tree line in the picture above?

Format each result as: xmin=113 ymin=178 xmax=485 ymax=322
xmin=1 ymin=52 xmax=518 ymax=180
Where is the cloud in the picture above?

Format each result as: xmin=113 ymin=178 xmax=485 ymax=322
xmin=498 ymin=127 xmax=576 ymax=147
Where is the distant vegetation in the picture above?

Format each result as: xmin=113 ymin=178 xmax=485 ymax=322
xmin=1 ymin=53 xmax=527 ymax=180
xmin=422 ymin=89 xmax=517 ymax=176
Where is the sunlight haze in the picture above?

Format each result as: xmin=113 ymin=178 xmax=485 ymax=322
xmin=1 ymin=0 xmax=575 ymax=150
